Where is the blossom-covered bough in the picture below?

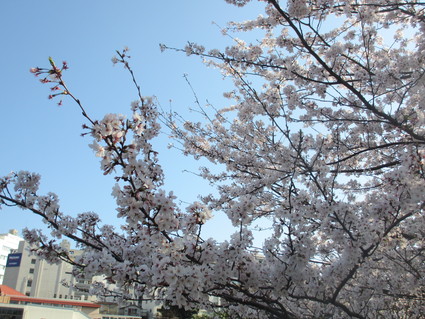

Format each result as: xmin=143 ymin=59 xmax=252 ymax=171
xmin=2 ymin=0 xmax=425 ymax=318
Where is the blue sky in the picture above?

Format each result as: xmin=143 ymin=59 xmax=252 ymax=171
xmin=0 ymin=1 xmax=266 ymax=243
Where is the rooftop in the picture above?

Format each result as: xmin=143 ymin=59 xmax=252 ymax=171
xmin=0 ymin=285 xmax=25 ymax=296
xmin=0 ymin=284 xmax=100 ymax=309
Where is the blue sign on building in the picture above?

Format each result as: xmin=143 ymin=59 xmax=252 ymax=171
xmin=6 ymin=253 xmax=22 ymax=267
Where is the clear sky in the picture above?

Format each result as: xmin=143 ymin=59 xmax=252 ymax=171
xmin=0 ymin=1 xmax=266 ymax=243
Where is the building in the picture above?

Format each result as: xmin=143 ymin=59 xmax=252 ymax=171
xmin=0 ymin=284 xmax=153 ymax=319
xmin=0 ymin=284 xmax=101 ymax=319
xmin=0 ymin=230 xmax=23 ymax=284
xmin=3 ymin=239 xmax=91 ymax=301
xmin=3 ymin=240 xmax=157 ymax=318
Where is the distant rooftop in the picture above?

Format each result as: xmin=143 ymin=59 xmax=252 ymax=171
xmin=0 ymin=285 xmax=25 ymax=296
xmin=0 ymin=284 xmax=100 ymax=309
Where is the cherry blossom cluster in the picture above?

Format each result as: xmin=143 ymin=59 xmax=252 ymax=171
xmin=161 ymin=0 xmax=425 ymax=317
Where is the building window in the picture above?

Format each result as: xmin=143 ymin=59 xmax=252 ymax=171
xmin=59 ymin=294 xmax=62 ymax=299
xmin=128 ymin=308 xmax=138 ymax=315
xmin=54 ymin=294 xmax=56 ymax=298
xmin=27 ymin=279 xmax=32 ymax=287
xmin=29 ymin=268 xmax=34 ymax=274
xmin=26 ymin=292 xmax=30 ymax=296
xmin=31 ymin=259 xmax=36 ymax=264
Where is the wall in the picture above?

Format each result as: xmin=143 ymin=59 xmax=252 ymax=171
xmin=0 ymin=230 xmax=23 ymax=284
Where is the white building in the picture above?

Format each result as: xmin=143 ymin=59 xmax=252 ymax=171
xmin=3 ymin=240 xmax=157 ymax=318
xmin=0 ymin=284 xmax=101 ymax=319
xmin=3 ymin=239 xmax=92 ymax=301
xmin=0 ymin=230 xmax=23 ymax=284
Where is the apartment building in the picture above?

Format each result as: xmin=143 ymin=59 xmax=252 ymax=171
xmin=0 ymin=230 xmax=23 ymax=284
xmin=3 ymin=239 xmax=92 ymax=301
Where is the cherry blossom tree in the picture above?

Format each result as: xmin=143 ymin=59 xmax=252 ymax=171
xmin=2 ymin=0 xmax=425 ymax=318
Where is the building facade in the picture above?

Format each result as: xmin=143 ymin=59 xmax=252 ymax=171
xmin=3 ymin=240 xmax=157 ymax=318
xmin=3 ymin=240 xmax=91 ymax=301
xmin=0 ymin=230 xmax=23 ymax=284
xmin=0 ymin=284 xmax=101 ymax=319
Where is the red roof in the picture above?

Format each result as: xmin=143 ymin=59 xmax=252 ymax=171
xmin=9 ymin=296 xmax=100 ymax=308
xmin=0 ymin=284 xmax=100 ymax=308
xmin=0 ymin=285 xmax=25 ymax=296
